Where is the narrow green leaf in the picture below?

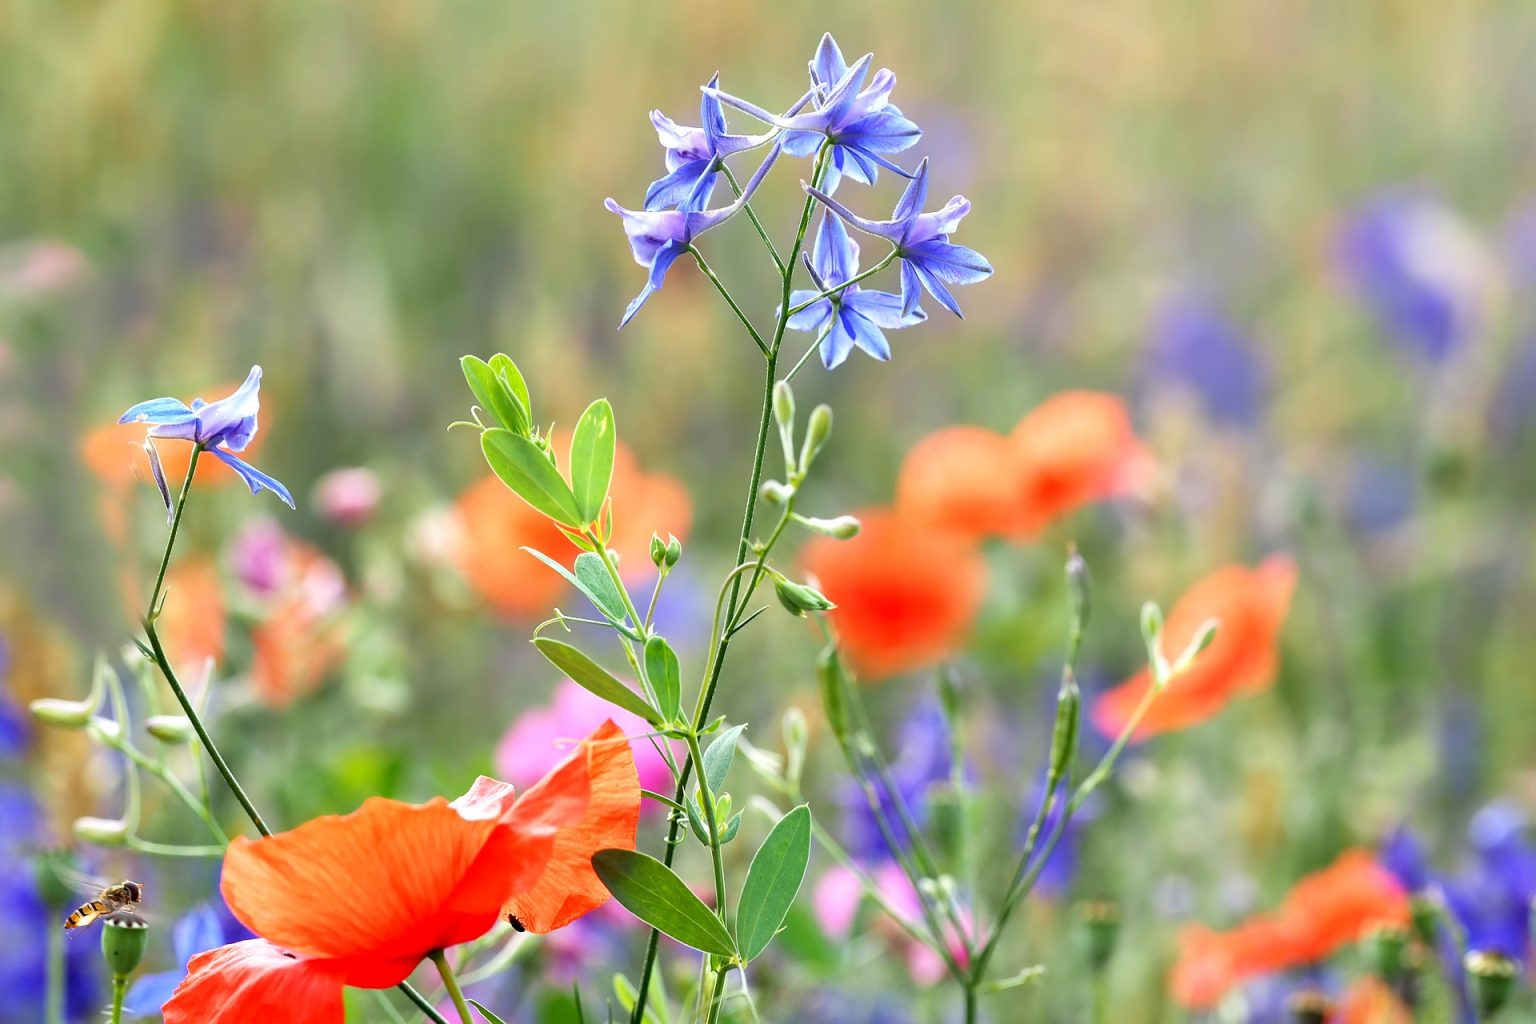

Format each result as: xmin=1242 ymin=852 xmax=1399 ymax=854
xmin=573 ymin=552 xmax=630 ymax=626
xmin=482 ymin=429 xmax=582 ymax=525
xmin=533 ymin=638 xmax=659 ymax=725
xmin=468 ymin=1000 xmax=509 ymax=1024
xmin=487 ymin=353 xmax=531 ymax=421
xmin=569 ymin=398 xmax=616 ymax=524
xmin=592 ymin=849 xmax=736 ymax=957
xmin=644 ymin=636 xmax=682 ymax=722
xmin=461 ymin=356 xmax=529 ymax=435
xmin=734 ymin=805 xmax=812 ymax=961
xmin=522 ymin=548 xmax=638 ymax=640
xmin=702 ymin=724 xmax=746 ymax=796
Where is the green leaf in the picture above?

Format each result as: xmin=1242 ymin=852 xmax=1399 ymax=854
xmin=644 ymin=636 xmax=682 ymax=723
xmin=522 ymin=548 xmax=639 ymax=640
xmin=469 ymin=1000 xmax=510 ymax=1024
xmin=702 ymin=724 xmax=746 ymax=796
xmin=569 ymin=398 xmax=616 ymax=524
xmin=482 ymin=429 xmax=582 ymax=525
xmin=488 ymin=353 xmax=531 ymax=422
xmin=734 ymin=805 xmax=812 ymax=961
xmin=573 ymin=552 xmax=630 ymax=626
xmin=533 ymin=638 xmax=659 ymax=726
xmin=612 ymin=973 xmax=669 ymax=1024
xmin=592 ymin=849 xmax=736 ymax=957
xmin=462 ymin=355 xmax=529 ymax=435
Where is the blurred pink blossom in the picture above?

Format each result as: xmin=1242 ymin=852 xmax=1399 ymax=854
xmin=313 ymin=467 xmax=381 ymax=527
xmin=812 ymin=861 xmax=972 ymax=987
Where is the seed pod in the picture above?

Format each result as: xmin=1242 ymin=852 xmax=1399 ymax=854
xmin=145 ymin=715 xmax=194 ymax=744
xmin=1078 ymin=901 xmax=1120 ymax=973
xmin=28 ymin=698 xmax=94 ymax=730
xmin=101 ymin=915 xmax=150 ymax=977
xmin=817 ymin=645 xmax=854 ymax=751
xmin=73 ymin=817 xmax=129 ymax=848
xmin=1048 ymin=669 xmax=1081 ymax=785
xmin=1465 ymin=950 xmax=1518 ymax=1018
xmin=1065 ymin=547 xmax=1091 ymax=634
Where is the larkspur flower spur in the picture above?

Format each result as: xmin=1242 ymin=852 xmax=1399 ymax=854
xmin=787 ymin=213 xmax=926 ymax=368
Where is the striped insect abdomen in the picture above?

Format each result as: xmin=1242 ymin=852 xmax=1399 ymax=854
xmin=63 ymin=899 xmax=110 ymax=930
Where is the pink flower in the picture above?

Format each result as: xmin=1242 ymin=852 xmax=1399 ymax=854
xmin=497 ymin=680 xmax=675 ymax=805
xmin=313 ymin=468 xmax=381 ymax=527
xmin=812 ymin=862 xmax=972 ymax=987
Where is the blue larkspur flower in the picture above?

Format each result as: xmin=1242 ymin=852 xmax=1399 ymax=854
xmin=644 ymin=73 xmax=800 ymax=211
xmin=118 ymin=366 xmax=295 ymax=509
xmin=707 ymin=33 xmax=921 ymax=194
xmin=786 ymin=213 xmax=926 ymax=368
xmin=606 ymin=145 xmax=781 ymax=327
xmin=838 ymin=698 xmax=953 ymax=861
xmin=1144 ymin=294 xmax=1266 ymax=426
xmin=805 ymin=158 xmax=992 ymax=318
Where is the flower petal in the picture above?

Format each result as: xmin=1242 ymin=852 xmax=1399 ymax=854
xmin=617 ymin=240 xmax=685 ymax=329
xmin=786 ymin=293 xmax=834 ymax=334
xmin=905 ymin=239 xmax=992 ymax=286
xmin=804 ymin=183 xmax=904 ymax=242
xmin=909 ymin=196 xmax=974 ymax=244
xmin=844 ymin=289 xmax=926 ymax=330
xmin=906 ymin=258 xmax=965 ymax=318
xmin=504 ymin=720 xmax=641 ymax=933
xmin=162 ymin=940 xmax=344 ymax=1024
xmin=812 ymin=212 xmax=857 ymax=287
xmin=840 ymin=306 xmax=892 ymax=362
xmin=118 ymin=396 xmax=197 ymax=427
xmin=810 ymin=33 xmax=849 ymax=91
xmin=644 ymin=160 xmax=711 ymax=212
xmin=891 ymin=158 xmax=930 ymax=226
xmin=195 ymin=366 xmax=263 ymax=450
xmin=210 ymin=449 xmax=296 ymax=509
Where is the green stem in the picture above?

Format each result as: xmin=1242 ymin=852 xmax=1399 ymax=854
xmin=784 ymin=249 xmax=899 ymax=317
xmin=110 ymin=739 xmax=228 ymax=843
xmin=963 ymin=984 xmax=978 ymax=1024
xmin=109 ymin=975 xmax=126 ymax=1024
xmin=704 ymin=965 xmax=730 ymax=1024
xmin=783 ymin=324 xmax=832 ymax=384
xmin=429 ymin=949 xmax=474 ymax=1024
xmin=629 ymin=141 xmax=833 ymax=1024
xmin=720 ymin=163 xmax=785 ymax=273
xmin=140 ymin=445 xmax=451 ymax=1024
xmin=126 ymin=836 xmax=226 ymax=857
xmin=688 ymin=247 xmax=767 ymax=356
xmin=45 ymin=919 xmax=63 ymax=1024
xmin=684 ymin=731 xmax=728 ymax=921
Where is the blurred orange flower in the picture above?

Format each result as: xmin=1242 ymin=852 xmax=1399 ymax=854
xmin=157 ymin=557 xmax=227 ymax=678
xmin=896 ymin=426 xmax=1025 ymax=540
xmin=802 ymin=506 xmax=987 ymax=681
xmin=167 ymin=722 xmax=638 ymax=1022
xmin=1009 ymin=390 xmax=1151 ymax=538
xmin=1170 ymin=850 xmax=1410 ymax=1011
xmin=247 ymin=544 xmax=349 ymax=708
xmin=453 ymin=440 xmax=692 ymax=620
xmin=1093 ymin=555 xmax=1297 ymax=738
xmin=1337 ymin=978 xmax=1411 ymax=1023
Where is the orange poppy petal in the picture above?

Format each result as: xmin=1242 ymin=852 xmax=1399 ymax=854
xmin=506 ymin=719 xmax=641 ymax=933
xmin=895 ymin=426 xmax=1025 ymax=541
xmin=1010 ymin=391 xmax=1149 ymax=536
xmin=222 ymin=796 xmax=551 ymax=973
xmin=162 ymin=940 xmax=344 ymax=1024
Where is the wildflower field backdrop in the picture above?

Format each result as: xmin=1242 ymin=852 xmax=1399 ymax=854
xmin=3 ymin=3 xmax=1535 ymax=1022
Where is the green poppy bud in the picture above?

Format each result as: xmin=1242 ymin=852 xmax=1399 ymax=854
xmin=663 ymin=534 xmax=682 ymax=567
xmin=799 ymin=404 xmax=833 ymax=471
xmin=28 ymin=697 xmax=94 ymax=730
xmin=101 ymin=915 xmax=149 ymax=977
xmin=1466 ymin=950 xmax=1518 ymax=1018
xmin=798 ymin=514 xmax=861 ymax=539
xmin=773 ymin=576 xmax=835 ymax=617
xmin=73 ymin=816 xmax=129 ymax=848
xmin=1362 ymin=922 xmax=1409 ymax=981
xmin=649 ymin=532 xmax=667 ymax=568
xmin=145 ymin=715 xmax=194 ymax=744
xmin=1078 ymin=901 xmax=1120 ymax=973
xmin=34 ymin=851 xmax=80 ymax=910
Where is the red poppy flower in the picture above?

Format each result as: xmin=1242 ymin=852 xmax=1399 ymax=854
xmin=802 ymin=506 xmax=987 ymax=681
xmin=246 ymin=543 xmax=350 ymax=708
xmin=1093 ymin=556 xmax=1297 ymax=738
xmin=1169 ymin=850 xmax=1409 ymax=1010
xmin=1009 ymin=391 xmax=1151 ymax=537
xmin=165 ymin=721 xmax=639 ymax=1021
xmin=895 ymin=426 xmax=1026 ymax=541
xmin=165 ymin=941 xmax=344 ymax=1024
xmin=453 ymin=440 xmax=692 ymax=619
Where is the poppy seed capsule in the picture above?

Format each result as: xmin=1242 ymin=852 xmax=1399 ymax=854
xmin=1286 ymin=990 xmax=1331 ymax=1024
xmin=28 ymin=697 xmax=95 ymax=730
xmin=1078 ymin=900 xmax=1120 ymax=972
xmin=1362 ymin=921 xmax=1409 ymax=980
xmin=101 ymin=914 xmax=150 ymax=977
xmin=1465 ymin=950 xmax=1518 ymax=1018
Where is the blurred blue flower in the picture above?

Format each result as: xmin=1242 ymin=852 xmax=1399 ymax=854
xmin=1491 ymin=335 xmax=1536 ymax=441
xmin=0 ymin=635 xmax=29 ymax=759
xmin=1143 ymin=293 xmax=1266 ymax=425
xmin=0 ymin=783 xmax=98 ymax=1023
xmin=795 ymin=987 xmax=915 ymax=1024
xmin=838 ymin=698 xmax=952 ymax=862
xmin=786 ymin=213 xmax=926 ymax=368
xmin=708 ymin=34 xmax=921 ymax=194
xmin=644 ymin=74 xmax=785 ymax=211
xmin=1337 ymin=192 xmax=1491 ymax=362
xmin=122 ymin=900 xmax=250 ymax=1017
xmin=605 ymin=145 xmax=781 ymax=328
xmin=1015 ymin=780 xmax=1092 ymax=898
xmin=118 ymin=365 xmax=295 ymax=509
xmin=1343 ymin=455 xmax=1417 ymax=534
xmin=806 ymin=158 xmax=991 ymax=318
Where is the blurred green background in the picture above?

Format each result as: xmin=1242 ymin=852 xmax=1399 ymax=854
xmin=3 ymin=1 xmax=1536 ymax=1020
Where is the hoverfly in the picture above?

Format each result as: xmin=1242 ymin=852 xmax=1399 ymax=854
xmin=62 ymin=878 xmax=146 ymax=931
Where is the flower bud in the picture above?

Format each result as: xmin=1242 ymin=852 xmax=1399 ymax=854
xmin=782 ymin=707 xmax=808 ymax=786
xmin=799 ymin=404 xmax=833 ymax=471
xmin=664 ymin=534 xmax=682 ymax=567
xmin=1286 ymin=990 xmax=1331 ymax=1024
xmin=650 ymin=532 xmax=667 ymax=568
xmin=1065 ymin=547 xmax=1091 ymax=633
xmin=1172 ymin=618 xmax=1221 ymax=675
xmin=145 ymin=715 xmax=194 ymax=744
xmin=760 ymin=480 xmax=793 ymax=505
xmin=773 ymin=576 xmax=835 ymax=617
xmin=28 ymin=697 xmax=93 ymax=730
xmin=1362 ymin=922 xmax=1409 ymax=980
xmin=817 ymin=644 xmax=854 ymax=751
xmin=1466 ymin=950 xmax=1518 ymax=1018
xmin=1078 ymin=901 xmax=1120 ymax=973
xmin=87 ymin=717 xmax=122 ymax=744
xmin=1048 ymin=669 xmax=1082 ymax=784
xmin=798 ymin=514 xmax=861 ymax=540
xmin=1139 ymin=601 xmax=1163 ymax=648
xmin=1409 ymin=894 xmax=1442 ymax=946
xmin=773 ymin=380 xmax=796 ymax=431
xmin=101 ymin=915 xmax=149 ymax=977
xmin=719 ymin=811 xmax=742 ymax=845
xmin=73 ymin=817 xmax=129 ymax=847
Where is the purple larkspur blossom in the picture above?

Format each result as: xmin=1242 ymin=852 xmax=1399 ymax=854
xmin=707 ymin=33 xmax=921 ymax=194
xmin=1144 ymin=293 xmax=1266 ymax=426
xmin=605 ymin=145 xmax=781 ymax=328
xmin=1337 ymin=191 xmax=1493 ymax=362
xmin=644 ymin=73 xmax=790 ymax=211
xmin=838 ymin=697 xmax=952 ymax=861
xmin=786 ymin=213 xmax=926 ymax=368
xmin=805 ymin=158 xmax=991 ymax=318
xmin=117 ymin=366 xmax=295 ymax=509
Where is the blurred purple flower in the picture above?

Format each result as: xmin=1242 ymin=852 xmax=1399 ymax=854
xmin=227 ymin=516 xmax=289 ymax=598
xmin=786 ymin=213 xmax=926 ymax=368
xmin=708 ymin=34 xmax=921 ymax=194
xmin=1491 ymin=336 xmax=1536 ymax=440
xmin=0 ymin=635 xmax=28 ymax=759
xmin=1343 ymin=455 xmax=1417 ymax=534
xmin=605 ymin=145 xmax=782 ymax=328
xmin=118 ymin=366 xmax=294 ymax=509
xmin=837 ymin=697 xmax=952 ymax=861
xmin=806 ymin=158 xmax=991 ymax=318
xmin=1144 ymin=294 xmax=1266 ymax=425
xmin=644 ymin=74 xmax=785 ymax=211
xmin=1337 ymin=192 xmax=1493 ymax=361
